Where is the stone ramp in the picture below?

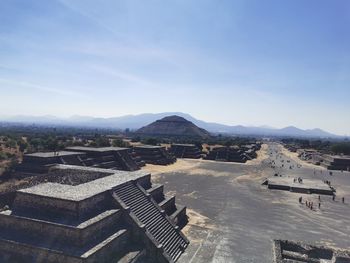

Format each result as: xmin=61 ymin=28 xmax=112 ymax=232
xmin=112 ymin=182 xmax=189 ymax=262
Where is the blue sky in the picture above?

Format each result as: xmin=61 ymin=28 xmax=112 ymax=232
xmin=0 ymin=0 xmax=349 ymax=135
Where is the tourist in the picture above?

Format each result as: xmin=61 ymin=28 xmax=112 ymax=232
xmin=342 ymin=197 xmax=345 ymax=203
xmin=318 ymin=195 xmax=321 ymax=201
xmin=332 ymin=195 xmax=335 ymax=201
xmin=318 ymin=203 xmax=321 ymax=209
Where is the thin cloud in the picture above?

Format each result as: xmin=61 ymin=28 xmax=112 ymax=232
xmin=88 ymin=64 xmax=155 ymax=87
xmin=56 ymin=0 xmax=120 ymax=37
xmin=0 ymin=78 xmax=86 ymax=98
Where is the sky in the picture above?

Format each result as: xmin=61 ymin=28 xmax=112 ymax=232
xmin=0 ymin=0 xmax=350 ymax=135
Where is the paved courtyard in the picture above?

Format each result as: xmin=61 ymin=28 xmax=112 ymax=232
xmin=146 ymin=143 xmax=350 ymax=262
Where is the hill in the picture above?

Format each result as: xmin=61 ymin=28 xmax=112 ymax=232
xmin=136 ymin=115 xmax=211 ymax=138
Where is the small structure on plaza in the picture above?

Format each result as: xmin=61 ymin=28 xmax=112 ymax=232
xmin=170 ymin=144 xmax=202 ymax=159
xmin=273 ymin=240 xmax=350 ymax=263
xmin=17 ymin=147 xmax=140 ymax=174
xmin=133 ymin=145 xmax=176 ymax=165
xmin=0 ymin=165 xmax=189 ymax=263
xmin=320 ymin=154 xmax=350 ymax=171
xmin=136 ymin=115 xmax=211 ymax=139
xmin=263 ymin=176 xmax=335 ymax=195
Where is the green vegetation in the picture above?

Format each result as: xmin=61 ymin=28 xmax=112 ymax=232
xmin=331 ymin=142 xmax=350 ymax=155
xmin=141 ymin=137 xmax=159 ymax=146
xmin=282 ymin=138 xmax=350 ymax=155
xmin=0 ymin=124 xmax=259 ymax=156
xmin=0 ymin=152 xmax=15 ymax=161
xmin=92 ymin=136 xmax=111 ymax=147
xmin=112 ymin=138 xmax=130 ymax=148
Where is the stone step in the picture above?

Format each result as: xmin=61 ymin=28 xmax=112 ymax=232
xmin=113 ymin=182 xmax=189 ymax=262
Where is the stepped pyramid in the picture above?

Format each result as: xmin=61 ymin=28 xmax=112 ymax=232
xmin=0 ymin=165 xmax=189 ymax=263
xmin=136 ymin=115 xmax=211 ymax=138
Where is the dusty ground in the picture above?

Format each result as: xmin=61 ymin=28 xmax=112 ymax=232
xmin=143 ymin=143 xmax=350 ymax=262
xmin=280 ymin=145 xmax=326 ymax=170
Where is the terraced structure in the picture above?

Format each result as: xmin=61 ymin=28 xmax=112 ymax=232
xmin=133 ymin=145 xmax=176 ymax=165
xmin=0 ymin=165 xmax=189 ymax=263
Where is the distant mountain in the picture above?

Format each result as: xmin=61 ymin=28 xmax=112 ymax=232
xmin=0 ymin=112 xmax=339 ymax=138
xmin=136 ymin=115 xmax=211 ymax=138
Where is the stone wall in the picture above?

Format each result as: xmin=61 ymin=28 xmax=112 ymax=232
xmin=13 ymin=191 xmax=111 ymax=220
xmin=0 ymin=209 xmax=122 ymax=247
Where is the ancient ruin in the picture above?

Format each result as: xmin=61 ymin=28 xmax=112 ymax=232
xmin=136 ymin=115 xmax=211 ymax=138
xmin=17 ymin=147 xmax=140 ymax=175
xmin=264 ymin=177 xmax=335 ymax=195
xmin=170 ymin=144 xmax=202 ymax=159
xmin=273 ymin=240 xmax=350 ymax=262
xmin=205 ymin=146 xmax=249 ymax=163
xmin=0 ymin=165 xmax=189 ymax=263
xmin=133 ymin=145 xmax=176 ymax=165
xmin=321 ymin=155 xmax=350 ymax=171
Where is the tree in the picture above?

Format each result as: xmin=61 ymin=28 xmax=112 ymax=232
xmin=46 ymin=137 xmax=59 ymax=152
xmin=143 ymin=138 xmax=159 ymax=146
xmin=131 ymin=136 xmax=141 ymax=143
xmin=331 ymin=142 xmax=350 ymax=155
xmin=112 ymin=139 xmax=130 ymax=148
xmin=95 ymin=137 xmax=111 ymax=147
xmin=5 ymin=139 xmax=17 ymax=149
xmin=224 ymin=140 xmax=233 ymax=147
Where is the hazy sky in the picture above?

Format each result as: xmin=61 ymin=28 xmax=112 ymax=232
xmin=0 ymin=0 xmax=350 ymax=135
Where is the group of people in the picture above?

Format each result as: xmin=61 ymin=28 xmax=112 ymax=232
xmin=324 ymin=180 xmax=331 ymax=186
xmin=298 ymin=196 xmax=320 ymax=210
xmin=294 ymin=177 xmax=303 ymax=184
xmin=337 ymin=196 xmax=346 ymax=203
xmin=299 ymin=194 xmax=346 ymax=211
xmin=299 ymin=196 xmax=317 ymax=210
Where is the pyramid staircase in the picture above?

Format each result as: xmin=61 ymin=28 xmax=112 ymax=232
xmin=112 ymin=182 xmax=189 ymax=262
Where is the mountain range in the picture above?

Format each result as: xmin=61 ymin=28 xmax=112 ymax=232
xmin=0 ymin=112 xmax=339 ymax=138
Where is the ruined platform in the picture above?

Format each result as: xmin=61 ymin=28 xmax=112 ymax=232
xmin=265 ymin=177 xmax=335 ymax=195
xmin=133 ymin=145 xmax=176 ymax=165
xmin=170 ymin=144 xmax=201 ymax=159
xmin=17 ymin=147 xmax=140 ymax=175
